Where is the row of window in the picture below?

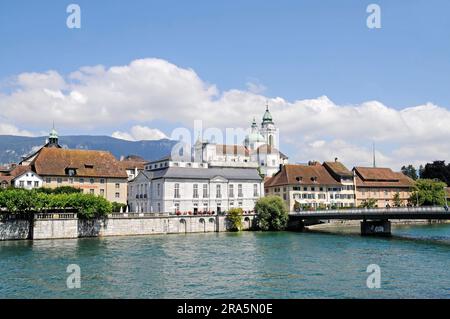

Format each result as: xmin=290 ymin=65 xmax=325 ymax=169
xmin=175 ymin=184 xmax=259 ymax=199
xmin=360 ymin=189 xmax=407 ymax=197
xmin=17 ymin=181 xmax=40 ymax=188
xmin=273 ymin=186 xmax=351 ymax=192
xmin=293 ymin=193 xmax=355 ymax=200
xmin=86 ymin=189 xmax=121 ymax=198
xmin=44 ymin=177 xmax=121 ymax=189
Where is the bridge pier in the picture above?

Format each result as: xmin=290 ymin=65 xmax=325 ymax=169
xmin=361 ymin=220 xmax=391 ymax=237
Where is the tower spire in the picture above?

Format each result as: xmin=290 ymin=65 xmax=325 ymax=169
xmin=372 ymin=142 xmax=376 ymax=168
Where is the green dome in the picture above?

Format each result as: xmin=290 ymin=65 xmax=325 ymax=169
xmin=262 ymin=106 xmax=273 ymax=124
xmin=246 ymin=132 xmax=265 ymax=143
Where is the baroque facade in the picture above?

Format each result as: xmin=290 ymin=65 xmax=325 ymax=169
xmin=128 ymin=158 xmax=264 ymax=214
xmin=193 ymin=105 xmax=288 ymax=177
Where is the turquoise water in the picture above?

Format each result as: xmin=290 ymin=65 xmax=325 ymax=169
xmin=0 ymin=224 xmax=449 ymax=298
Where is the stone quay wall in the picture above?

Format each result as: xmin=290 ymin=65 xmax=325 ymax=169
xmin=0 ymin=213 xmax=258 ymax=241
xmin=0 ymin=218 xmax=31 ymax=240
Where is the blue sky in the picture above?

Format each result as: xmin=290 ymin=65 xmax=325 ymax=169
xmin=0 ymin=0 xmax=449 ymax=168
xmin=1 ymin=0 xmax=449 ymax=107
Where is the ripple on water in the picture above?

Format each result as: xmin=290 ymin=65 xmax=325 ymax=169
xmin=0 ymin=225 xmax=450 ymax=298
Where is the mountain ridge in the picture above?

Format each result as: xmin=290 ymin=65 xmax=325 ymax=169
xmin=0 ymin=135 xmax=177 ymax=165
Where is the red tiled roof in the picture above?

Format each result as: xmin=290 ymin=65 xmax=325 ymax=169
xmin=31 ymin=148 xmax=127 ymax=179
xmin=354 ymin=167 xmax=414 ymax=188
xmin=265 ymin=164 xmax=341 ymax=187
xmin=323 ymin=161 xmax=353 ymax=178
xmin=118 ymin=159 xmax=147 ymax=171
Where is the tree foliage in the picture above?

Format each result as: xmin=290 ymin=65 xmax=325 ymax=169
xmin=0 ymin=188 xmax=111 ymax=218
xmin=112 ymin=202 xmax=128 ymax=213
xmin=420 ymin=161 xmax=450 ymax=186
xmin=409 ymin=179 xmax=447 ymax=206
xmin=359 ymin=198 xmax=377 ymax=208
xmin=255 ymin=196 xmax=289 ymax=231
xmin=401 ymin=165 xmax=418 ymax=180
xmin=392 ymin=192 xmax=402 ymax=207
xmin=36 ymin=186 xmax=83 ymax=194
xmin=227 ymin=208 xmax=243 ymax=232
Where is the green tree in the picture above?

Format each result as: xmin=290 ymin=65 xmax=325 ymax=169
xmin=255 ymin=196 xmax=289 ymax=231
xmin=392 ymin=192 xmax=402 ymax=207
xmin=227 ymin=208 xmax=244 ymax=231
xmin=420 ymin=161 xmax=450 ymax=185
xmin=410 ymin=179 xmax=447 ymax=206
xmin=293 ymin=200 xmax=301 ymax=212
xmin=360 ymin=198 xmax=377 ymax=208
xmin=401 ymin=165 xmax=418 ymax=180
xmin=36 ymin=186 xmax=82 ymax=194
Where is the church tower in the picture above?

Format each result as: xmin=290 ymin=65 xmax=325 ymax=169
xmin=260 ymin=103 xmax=278 ymax=149
xmin=46 ymin=124 xmax=61 ymax=148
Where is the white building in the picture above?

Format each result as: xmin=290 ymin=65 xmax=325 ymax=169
xmin=128 ymin=158 xmax=264 ymax=214
xmin=193 ymin=105 xmax=288 ymax=177
xmin=12 ymin=168 xmax=44 ymax=190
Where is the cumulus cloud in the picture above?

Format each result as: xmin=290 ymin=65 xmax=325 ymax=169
xmin=0 ymin=123 xmax=35 ymax=137
xmin=112 ymin=125 xmax=168 ymax=141
xmin=0 ymin=57 xmax=449 ymax=169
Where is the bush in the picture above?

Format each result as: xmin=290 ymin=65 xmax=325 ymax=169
xmin=0 ymin=188 xmax=112 ymax=218
xmin=227 ymin=208 xmax=243 ymax=231
xmin=112 ymin=201 xmax=127 ymax=213
xmin=255 ymin=196 xmax=289 ymax=231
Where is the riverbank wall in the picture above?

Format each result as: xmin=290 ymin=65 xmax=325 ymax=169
xmin=0 ymin=213 xmax=258 ymax=241
xmin=306 ymin=219 xmax=449 ymax=231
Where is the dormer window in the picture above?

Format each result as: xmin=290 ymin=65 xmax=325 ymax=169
xmin=310 ymin=176 xmax=318 ymax=183
xmin=65 ymin=168 xmax=77 ymax=176
xmin=296 ymin=176 xmax=303 ymax=183
xmin=85 ymin=164 xmax=94 ymax=169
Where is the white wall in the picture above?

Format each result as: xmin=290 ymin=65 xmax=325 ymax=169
xmin=13 ymin=172 xmax=43 ymax=190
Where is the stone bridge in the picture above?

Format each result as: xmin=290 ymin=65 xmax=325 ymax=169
xmin=289 ymin=206 xmax=450 ymax=236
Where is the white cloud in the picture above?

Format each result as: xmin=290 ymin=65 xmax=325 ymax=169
xmin=0 ymin=57 xmax=449 ymax=169
xmin=112 ymin=125 xmax=168 ymax=141
xmin=0 ymin=123 xmax=35 ymax=137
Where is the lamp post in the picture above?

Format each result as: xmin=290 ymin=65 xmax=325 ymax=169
xmin=416 ymin=190 xmax=419 ymax=207
xmin=444 ymin=185 xmax=448 ymax=207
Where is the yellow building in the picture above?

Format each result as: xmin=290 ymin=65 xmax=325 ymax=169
xmin=353 ymin=167 xmax=414 ymax=207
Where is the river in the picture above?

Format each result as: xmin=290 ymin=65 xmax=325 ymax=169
xmin=1 ymin=223 xmax=449 ymax=298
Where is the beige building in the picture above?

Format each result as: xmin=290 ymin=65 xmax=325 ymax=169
xmin=353 ymin=167 xmax=414 ymax=207
xmin=265 ymin=161 xmax=356 ymax=211
xmin=19 ymin=129 xmax=128 ymax=204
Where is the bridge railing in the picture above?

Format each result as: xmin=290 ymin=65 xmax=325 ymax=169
xmin=290 ymin=206 xmax=447 ymax=215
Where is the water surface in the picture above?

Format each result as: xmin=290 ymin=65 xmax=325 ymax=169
xmin=1 ymin=224 xmax=449 ymax=298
